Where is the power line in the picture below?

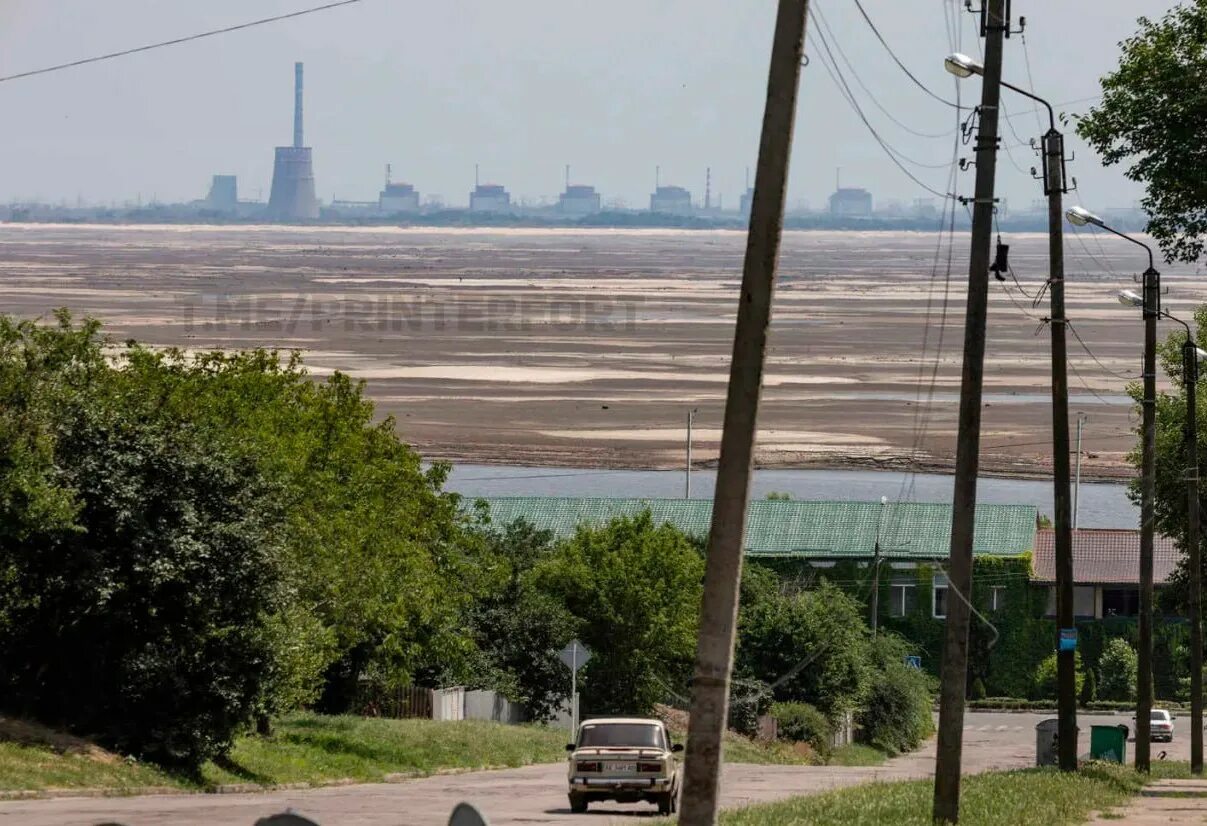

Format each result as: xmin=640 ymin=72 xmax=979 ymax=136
xmin=810 ymin=4 xmax=954 ymax=140
xmin=850 ymin=0 xmax=970 ymax=110
xmin=0 ymin=0 xmax=365 ymax=84
xmin=806 ymin=25 xmax=955 ymax=196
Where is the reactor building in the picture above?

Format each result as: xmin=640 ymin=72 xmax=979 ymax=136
xmin=267 ymin=62 xmax=320 ymax=221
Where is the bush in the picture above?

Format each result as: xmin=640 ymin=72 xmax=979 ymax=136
xmin=970 ymin=677 xmax=987 ymax=701
xmin=772 ymin=702 xmax=833 ymax=759
xmin=1081 ymin=664 xmax=1098 ymax=706
xmin=1098 ymin=638 xmax=1138 ymax=701
xmin=857 ymin=636 xmax=934 ymax=754
xmin=1033 ymin=652 xmax=1085 ymax=700
xmin=729 ymin=679 xmax=773 ymax=739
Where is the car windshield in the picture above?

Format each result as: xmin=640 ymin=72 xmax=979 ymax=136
xmin=578 ymin=723 xmax=664 ymax=749
xmin=1152 ymin=711 xmax=1169 ymax=721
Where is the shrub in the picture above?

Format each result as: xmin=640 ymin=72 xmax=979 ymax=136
xmin=1032 ymin=652 xmax=1085 ymax=700
xmin=729 ymin=678 xmax=773 ymax=739
xmin=1081 ymin=664 xmax=1098 ymax=706
xmin=857 ymin=636 xmax=934 ymax=754
xmin=772 ymin=702 xmax=833 ymax=759
xmin=970 ymin=677 xmax=987 ymax=701
xmin=1098 ymin=638 xmax=1138 ymax=701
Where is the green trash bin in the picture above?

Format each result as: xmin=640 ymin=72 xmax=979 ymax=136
xmin=1090 ymin=724 xmax=1128 ymax=763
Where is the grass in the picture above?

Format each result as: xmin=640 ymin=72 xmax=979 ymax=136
xmin=0 ymin=742 xmax=187 ymax=793
xmin=826 ymin=743 xmax=889 ymax=767
xmin=713 ymin=763 xmax=1160 ymax=826
xmin=0 ymin=713 xmax=570 ymax=793
xmin=197 ymin=713 xmax=568 ymax=787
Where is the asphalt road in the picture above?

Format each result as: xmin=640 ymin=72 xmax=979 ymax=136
xmin=0 ymin=711 xmax=1176 ymax=826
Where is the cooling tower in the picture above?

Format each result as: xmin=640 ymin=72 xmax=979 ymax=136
xmin=267 ymin=62 xmax=319 ymax=221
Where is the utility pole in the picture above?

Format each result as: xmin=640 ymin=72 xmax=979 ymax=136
xmin=1185 ymin=335 xmax=1202 ymax=775
xmin=1137 ymin=262 xmax=1160 ymax=771
xmin=871 ymin=496 xmax=888 ymax=635
xmin=1042 ymin=123 xmax=1077 ymax=772
xmin=933 ymin=0 xmax=1006 ymax=821
xmin=1073 ymin=414 xmax=1087 ymax=531
xmin=686 ymin=408 xmax=697 ymax=499
xmin=679 ymin=2 xmax=809 ymax=823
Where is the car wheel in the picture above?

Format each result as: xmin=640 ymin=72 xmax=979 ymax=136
xmin=657 ymin=792 xmax=674 ymax=816
xmin=569 ymin=792 xmax=588 ymax=814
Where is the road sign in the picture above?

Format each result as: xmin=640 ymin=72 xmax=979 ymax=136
xmin=1059 ymin=628 xmax=1078 ymax=652
xmin=560 ymin=639 xmax=592 ymax=672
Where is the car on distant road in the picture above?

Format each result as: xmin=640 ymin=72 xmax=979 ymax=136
xmin=1132 ymin=708 xmax=1175 ymax=742
xmin=566 ymin=717 xmax=683 ymax=815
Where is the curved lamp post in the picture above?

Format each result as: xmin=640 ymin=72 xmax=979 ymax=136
xmin=1070 ymin=205 xmax=1177 ymax=773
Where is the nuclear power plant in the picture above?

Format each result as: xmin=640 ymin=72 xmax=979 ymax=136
xmin=267 ymin=62 xmax=320 ymax=221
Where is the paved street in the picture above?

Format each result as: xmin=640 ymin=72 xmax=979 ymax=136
xmin=0 ymin=711 xmax=1175 ymax=826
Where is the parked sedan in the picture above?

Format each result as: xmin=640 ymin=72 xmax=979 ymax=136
xmin=1132 ymin=708 xmax=1175 ymax=742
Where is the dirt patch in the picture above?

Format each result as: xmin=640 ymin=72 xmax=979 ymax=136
xmin=0 ymin=716 xmax=122 ymax=764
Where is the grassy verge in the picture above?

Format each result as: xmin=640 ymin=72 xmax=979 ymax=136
xmin=714 ymin=763 xmax=1159 ymax=826
xmin=198 ymin=714 xmax=567 ymax=787
xmin=0 ymin=713 xmax=569 ymax=793
xmin=826 ymin=743 xmax=889 ymax=767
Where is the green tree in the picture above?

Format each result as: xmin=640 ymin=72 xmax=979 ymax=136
xmin=1076 ymin=2 xmax=1207 ymax=263
xmin=111 ymin=345 xmax=479 ymax=710
xmin=1099 ymin=637 xmax=1140 ymax=701
xmin=469 ymin=518 xmax=576 ymax=721
xmin=0 ymin=315 xmax=284 ymax=766
xmin=857 ymin=634 xmax=935 ymax=754
xmin=736 ymin=579 xmax=873 ymax=716
xmin=533 ymin=513 xmax=704 ymax=715
xmin=1032 ymin=652 xmax=1085 ymax=701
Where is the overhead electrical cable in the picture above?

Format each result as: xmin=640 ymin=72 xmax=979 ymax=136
xmin=0 ymin=0 xmax=364 ymax=84
xmin=850 ymin=0 xmax=970 ymax=110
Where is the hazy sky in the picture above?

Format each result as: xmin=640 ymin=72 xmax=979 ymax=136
xmin=0 ymin=0 xmax=1178 ymax=210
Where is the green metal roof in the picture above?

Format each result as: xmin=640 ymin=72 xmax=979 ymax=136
xmin=467 ymin=497 xmax=1037 ymax=559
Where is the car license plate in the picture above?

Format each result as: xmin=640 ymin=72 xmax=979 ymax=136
xmin=609 ymin=762 xmax=637 ymax=773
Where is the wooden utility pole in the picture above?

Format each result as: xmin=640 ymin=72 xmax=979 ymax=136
xmin=678 ymin=1 xmax=809 ymax=823
xmin=932 ymin=0 xmax=1006 ymax=821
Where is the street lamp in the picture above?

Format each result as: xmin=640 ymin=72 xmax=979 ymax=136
xmin=1072 ymin=207 xmax=1168 ymax=772
xmin=948 ymin=50 xmax=1077 ymax=771
xmin=1113 ymin=275 xmax=1204 ymax=776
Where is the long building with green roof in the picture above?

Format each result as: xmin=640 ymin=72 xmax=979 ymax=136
xmin=468 ymin=497 xmax=1037 ymax=560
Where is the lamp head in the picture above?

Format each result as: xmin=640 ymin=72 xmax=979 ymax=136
xmin=1117 ymin=289 xmax=1144 ymax=308
xmin=944 ymin=53 xmax=982 ymax=78
xmin=1196 ymin=347 xmax=1207 ymax=363
xmin=1066 ymin=205 xmax=1104 ymax=227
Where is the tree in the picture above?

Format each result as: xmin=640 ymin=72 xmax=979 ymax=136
xmin=736 ymin=579 xmax=873 ymax=717
xmin=110 ymin=345 xmax=480 ymax=710
xmin=533 ymin=513 xmax=704 ymax=715
xmin=1033 ymin=652 xmax=1085 ymax=701
xmin=1099 ymin=638 xmax=1140 ymax=702
xmin=1076 ymin=2 xmax=1207 ymax=263
xmin=0 ymin=315 xmax=284 ymax=766
xmin=468 ymin=518 xmax=576 ymax=721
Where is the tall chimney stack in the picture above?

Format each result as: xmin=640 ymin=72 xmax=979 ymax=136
xmin=293 ymin=62 xmax=305 ymax=149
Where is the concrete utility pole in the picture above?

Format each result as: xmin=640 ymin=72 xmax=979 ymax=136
xmin=1041 ymin=123 xmax=1077 ymax=774
xmin=1073 ymin=414 xmax=1087 ymax=531
xmin=1137 ymin=263 xmax=1160 ymax=771
xmin=1183 ymin=333 xmax=1202 ymax=774
xmin=686 ymin=408 xmax=698 ymax=499
xmin=678 ymin=1 xmax=809 ymax=823
xmin=932 ymin=1 xmax=1006 ymax=821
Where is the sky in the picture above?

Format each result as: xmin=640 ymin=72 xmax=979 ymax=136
xmin=0 ymin=0 xmax=1180 ymax=210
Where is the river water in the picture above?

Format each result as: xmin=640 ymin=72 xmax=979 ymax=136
xmin=445 ymin=465 xmax=1138 ymax=530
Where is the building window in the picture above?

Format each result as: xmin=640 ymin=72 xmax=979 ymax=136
xmin=1046 ymin=585 xmax=1100 ymax=618
xmin=890 ymin=581 xmax=917 ymax=617
xmin=933 ymin=574 xmax=949 ymax=619
xmin=1103 ymin=588 xmax=1140 ymax=617
xmin=990 ymin=586 xmax=1006 ymax=612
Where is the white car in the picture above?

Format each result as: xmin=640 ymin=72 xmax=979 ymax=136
xmin=566 ymin=717 xmax=683 ymax=815
xmin=1149 ymin=709 xmax=1175 ymax=742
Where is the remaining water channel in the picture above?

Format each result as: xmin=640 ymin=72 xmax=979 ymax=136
xmin=445 ymin=465 xmax=1137 ymax=529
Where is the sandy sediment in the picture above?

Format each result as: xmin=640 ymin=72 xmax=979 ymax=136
xmin=0 ymin=224 xmax=1190 ymax=482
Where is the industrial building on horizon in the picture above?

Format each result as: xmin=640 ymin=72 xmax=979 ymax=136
xmin=266 ymin=62 xmax=320 ymax=221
